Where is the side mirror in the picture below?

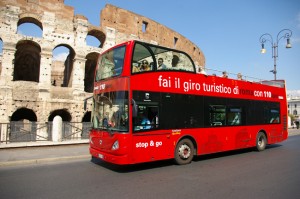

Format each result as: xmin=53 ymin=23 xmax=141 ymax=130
xmin=131 ymin=99 xmax=138 ymax=117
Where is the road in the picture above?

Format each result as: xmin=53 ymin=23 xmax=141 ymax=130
xmin=0 ymin=135 xmax=300 ymax=199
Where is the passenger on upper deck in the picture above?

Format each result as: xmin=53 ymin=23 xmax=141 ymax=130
xmin=140 ymin=60 xmax=151 ymax=71
xmin=157 ymin=58 xmax=167 ymax=70
xmin=237 ymin=73 xmax=243 ymax=80
xmin=221 ymin=71 xmax=228 ymax=78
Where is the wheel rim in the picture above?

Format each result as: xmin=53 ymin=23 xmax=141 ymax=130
xmin=178 ymin=144 xmax=191 ymax=159
xmin=258 ymin=136 xmax=265 ymax=148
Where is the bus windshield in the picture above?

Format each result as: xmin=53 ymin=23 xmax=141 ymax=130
xmin=92 ymin=91 xmax=129 ymax=132
xmin=95 ymin=46 xmax=126 ymax=81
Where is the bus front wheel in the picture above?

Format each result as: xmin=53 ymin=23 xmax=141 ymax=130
xmin=256 ymin=132 xmax=267 ymax=151
xmin=175 ymin=138 xmax=194 ymax=165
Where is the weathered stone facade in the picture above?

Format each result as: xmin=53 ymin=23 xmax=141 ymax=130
xmin=0 ymin=0 xmax=205 ymax=125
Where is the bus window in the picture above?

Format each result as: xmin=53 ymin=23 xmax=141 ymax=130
xmin=227 ymin=107 xmax=242 ymax=126
xmin=133 ymin=104 xmax=159 ymax=131
xmin=155 ymin=51 xmax=194 ymax=72
xmin=209 ymin=105 xmax=226 ymax=126
xmin=92 ymin=91 xmax=129 ymax=132
xmin=132 ymin=43 xmax=154 ymax=73
xmin=269 ymin=108 xmax=280 ymax=124
xmin=263 ymin=104 xmax=280 ymax=124
xmin=95 ymin=46 xmax=126 ymax=81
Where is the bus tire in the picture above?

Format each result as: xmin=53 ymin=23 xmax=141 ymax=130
xmin=175 ymin=138 xmax=194 ymax=165
xmin=256 ymin=132 xmax=267 ymax=151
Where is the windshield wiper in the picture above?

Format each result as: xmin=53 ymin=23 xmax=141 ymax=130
xmin=107 ymin=126 xmax=114 ymax=136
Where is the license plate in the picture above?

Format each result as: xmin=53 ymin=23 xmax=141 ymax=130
xmin=98 ymin=154 xmax=104 ymax=159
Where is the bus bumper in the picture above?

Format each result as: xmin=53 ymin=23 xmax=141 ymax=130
xmin=90 ymin=147 xmax=130 ymax=165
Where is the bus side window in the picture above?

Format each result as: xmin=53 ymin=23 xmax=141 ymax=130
xmin=209 ymin=105 xmax=226 ymax=126
xmin=133 ymin=110 xmax=150 ymax=131
xmin=264 ymin=107 xmax=280 ymax=124
xmin=270 ymin=108 xmax=280 ymax=123
xmin=227 ymin=107 xmax=242 ymax=126
xmin=133 ymin=105 xmax=159 ymax=131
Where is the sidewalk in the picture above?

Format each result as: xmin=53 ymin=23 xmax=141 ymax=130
xmin=0 ymin=129 xmax=299 ymax=167
xmin=0 ymin=143 xmax=90 ymax=167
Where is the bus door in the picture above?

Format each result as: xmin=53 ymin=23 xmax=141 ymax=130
xmin=131 ymin=100 xmax=172 ymax=163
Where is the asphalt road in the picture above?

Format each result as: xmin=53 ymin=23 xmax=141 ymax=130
xmin=0 ymin=135 xmax=300 ymax=199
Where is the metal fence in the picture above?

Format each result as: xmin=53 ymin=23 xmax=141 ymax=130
xmin=62 ymin=122 xmax=91 ymax=140
xmin=0 ymin=122 xmax=91 ymax=143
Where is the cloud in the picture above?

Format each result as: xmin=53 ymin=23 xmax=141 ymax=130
xmin=53 ymin=52 xmax=68 ymax=61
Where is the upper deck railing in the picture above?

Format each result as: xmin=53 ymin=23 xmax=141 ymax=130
xmin=201 ymin=67 xmax=285 ymax=88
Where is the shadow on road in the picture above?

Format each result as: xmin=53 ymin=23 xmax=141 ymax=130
xmin=193 ymin=144 xmax=282 ymax=162
xmin=90 ymin=156 xmax=174 ymax=173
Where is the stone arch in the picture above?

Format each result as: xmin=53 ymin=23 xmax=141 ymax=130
xmin=11 ymin=107 xmax=37 ymax=121
xmin=52 ymin=44 xmax=75 ymax=87
xmin=10 ymin=107 xmax=38 ymax=142
xmin=18 ymin=14 xmax=43 ymax=30
xmin=87 ymin=27 xmax=106 ymax=48
xmin=84 ymin=52 xmax=99 ymax=92
xmin=17 ymin=15 xmax=43 ymax=37
xmin=13 ymin=40 xmax=41 ymax=82
xmin=48 ymin=109 xmax=72 ymax=122
xmin=82 ymin=111 xmax=91 ymax=122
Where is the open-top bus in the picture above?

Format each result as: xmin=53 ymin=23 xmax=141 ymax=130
xmin=89 ymin=40 xmax=287 ymax=165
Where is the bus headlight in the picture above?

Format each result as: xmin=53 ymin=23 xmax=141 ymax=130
xmin=112 ymin=140 xmax=119 ymax=150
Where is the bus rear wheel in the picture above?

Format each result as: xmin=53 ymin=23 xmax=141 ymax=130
xmin=256 ymin=132 xmax=267 ymax=151
xmin=175 ymin=138 xmax=194 ymax=165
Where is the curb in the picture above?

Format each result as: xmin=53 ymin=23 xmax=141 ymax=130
xmin=0 ymin=155 xmax=90 ymax=167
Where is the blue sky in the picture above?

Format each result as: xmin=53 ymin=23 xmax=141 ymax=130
xmin=64 ymin=0 xmax=300 ymax=92
xmin=1 ymin=0 xmax=299 ymax=92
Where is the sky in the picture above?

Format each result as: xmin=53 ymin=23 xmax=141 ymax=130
xmin=2 ymin=0 xmax=299 ymax=93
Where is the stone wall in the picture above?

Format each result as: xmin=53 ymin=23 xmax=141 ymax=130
xmin=100 ymin=4 xmax=205 ymax=65
xmin=0 ymin=0 xmax=205 ymax=125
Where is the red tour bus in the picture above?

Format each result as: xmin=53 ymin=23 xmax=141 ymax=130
xmin=89 ymin=40 xmax=287 ymax=165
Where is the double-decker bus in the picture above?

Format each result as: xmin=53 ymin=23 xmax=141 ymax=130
xmin=88 ymin=40 xmax=287 ymax=165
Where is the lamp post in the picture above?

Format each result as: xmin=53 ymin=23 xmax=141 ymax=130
xmin=259 ymin=29 xmax=292 ymax=80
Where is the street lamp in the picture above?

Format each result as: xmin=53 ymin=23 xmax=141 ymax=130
xmin=259 ymin=29 xmax=292 ymax=80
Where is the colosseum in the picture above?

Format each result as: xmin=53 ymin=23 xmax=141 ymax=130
xmin=0 ymin=0 xmax=205 ymax=144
